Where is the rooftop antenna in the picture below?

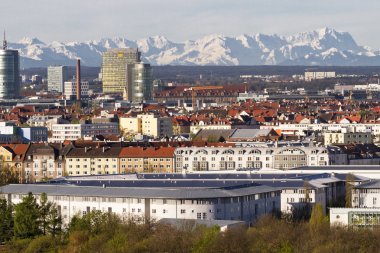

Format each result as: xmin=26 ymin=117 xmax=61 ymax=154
xmin=3 ymin=30 xmax=7 ymax=50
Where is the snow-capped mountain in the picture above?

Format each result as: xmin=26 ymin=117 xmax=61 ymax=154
xmin=7 ymin=27 xmax=380 ymax=68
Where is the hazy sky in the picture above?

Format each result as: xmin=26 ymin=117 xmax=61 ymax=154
xmin=1 ymin=0 xmax=379 ymax=48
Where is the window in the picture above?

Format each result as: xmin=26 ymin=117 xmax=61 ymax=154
xmin=197 ymin=213 xmax=201 ymax=219
xmin=181 ymin=209 xmax=186 ymax=214
xmin=152 ymin=209 xmax=156 ymax=213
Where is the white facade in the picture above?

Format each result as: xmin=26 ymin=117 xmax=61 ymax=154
xmin=0 ymin=184 xmax=280 ymax=225
xmin=190 ymin=122 xmax=231 ymax=134
xmin=120 ymin=114 xmax=173 ymax=138
xmin=305 ymin=71 xmax=336 ymax=81
xmin=51 ymin=123 xmax=119 ymax=142
xmin=330 ymin=208 xmax=380 ymax=227
xmin=324 ymin=132 xmax=373 ymax=146
xmin=64 ymin=81 xmax=89 ymax=100
xmin=175 ymin=146 xmax=331 ymax=172
xmin=261 ymin=123 xmax=380 ymax=138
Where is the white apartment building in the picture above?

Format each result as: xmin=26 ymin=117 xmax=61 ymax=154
xmin=324 ymin=132 xmax=373 ymax=146
xmin=120 ymin=114 xmax=173 ymax=138
xmin=305 ymin=71 xmax=336 ymax=81
xmin=0 ymin=181 xmax=280 ymax=225
xmin=261 ymin=123 xmax=380 ymax=137
xmin=64 ymin=81 xmax=89 ymax=100
xmin=174 ymin=145 xmax=333 ymax=172
xmin=190 ymin=121 xmax=231 ymax=134
xmin=27 ymin=115 xmax=68 ymax=131
xmin=51 ymin=122 xmax=119 ymax=142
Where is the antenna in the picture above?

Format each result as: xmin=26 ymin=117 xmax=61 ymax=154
xmin=3 ymin=30 xmax=7 ymax=50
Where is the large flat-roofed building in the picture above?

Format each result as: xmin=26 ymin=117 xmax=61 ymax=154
xmin=51 ymin=123 xmax=119 ymax=142
xmin=0 ymin=47 xmax=20 ymax=99
xmin=0 ymin=175 xmax=281 ymax=225
xmin=48 ymin=66 xmax=69 ymax=93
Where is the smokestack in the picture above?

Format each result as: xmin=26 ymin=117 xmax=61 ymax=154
xmin=76 ymin=59 xmax=81 ymax=101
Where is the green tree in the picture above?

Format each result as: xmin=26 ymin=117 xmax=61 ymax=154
xmin=0 ymin=198 xmax=13 ymax=243
xmin=309 ymin=204 xmax=327 ymax=233
xmin=345 ymin=174 xmax=355 ymax=208
xmin=46 ymin=204 xmax=62 ymax=237
xmin=14 ymin=193 xmax=42 ymax=238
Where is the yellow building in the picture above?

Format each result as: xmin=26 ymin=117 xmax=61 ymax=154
xmin=0 ymin=144 xmax=29 ymax=182
xmin=102 ymin=48 xmax=140 ymax=94
xmin=119 ymin=147 xmax=175 ymax=173
xmin=65 ymin=146 xmax=121 ymax=176
xmin=119 ymin=114 xmax=173 ymax=138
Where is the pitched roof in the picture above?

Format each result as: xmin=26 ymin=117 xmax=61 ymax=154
xmin=119 ymin=147 xmax=175 ymax=158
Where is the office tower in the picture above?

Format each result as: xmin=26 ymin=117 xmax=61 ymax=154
xmin=48 ymin=66 xmax=69 ymax=92
xmin=127 ymin=62 xmax=152 ymax=102
xmin=0 ymin=32 xmax=20 ymax=99
xmin=102 ymin=48 xmax=152 ymax=102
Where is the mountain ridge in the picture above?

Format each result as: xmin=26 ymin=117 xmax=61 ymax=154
xmin=7 ymin=27 xmax=380 ymax=68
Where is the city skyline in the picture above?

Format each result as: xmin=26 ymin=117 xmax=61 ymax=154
xmin=1 ymin=0 xmax=379 ymax=48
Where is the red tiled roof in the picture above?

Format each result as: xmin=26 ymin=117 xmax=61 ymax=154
xmin=119 ymin=147 xmax=176 ymax=158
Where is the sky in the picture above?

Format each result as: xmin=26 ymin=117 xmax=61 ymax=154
xmin=1 ymin=0 xmax=379 ymax=48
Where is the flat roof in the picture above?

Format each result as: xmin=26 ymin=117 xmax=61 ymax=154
xmin=0 ymin=183 xmax=278 ymax=199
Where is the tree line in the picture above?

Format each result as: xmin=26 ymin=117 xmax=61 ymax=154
xmin=2 ymin=194 xmax=380 ymax=252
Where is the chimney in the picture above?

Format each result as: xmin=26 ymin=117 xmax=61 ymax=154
xmin=76 ymin=59 xmax=81 ymax=101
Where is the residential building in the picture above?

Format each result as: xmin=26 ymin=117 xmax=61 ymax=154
xmin=120 ymin=114 xmax=173 ymax=138
xmin=27 ymin=115 xmax=69 ymax=131
xmin=119 ymin=147 xmax=175 ymax=173
xmin=23 ymin=143 xmax=65 ymax=182
xmin=65 ymin=146 xmax=121 ymax=176
xmin=48 ymin=66 xmax=69 ymax=92
xmin=0 ymin=144 xmax=29 ymax=181
xmin=324 ymin=132 xmax=373 ymax=146
xmin=64 ymin=81 xmax=89 ymax=100
xmin=174 ymin=145 xmax=333 ymax=172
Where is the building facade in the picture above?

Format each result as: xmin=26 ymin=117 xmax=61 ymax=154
xmin=120 ymin=114 xmax=173 ymax=138
xmin=0 ymin=49 xmax=19 ymax=99
xmin=48 ymin=66 xmax=69 ymax=93
xmin=51 ymin=123 xmax=119 ymax=142
xmin=0 ymin=181 xmax=280 ymax=225
xmin=101 ymin=48 xmax=141 ymax=94
xmin=174 ymin=146 xmax=332 ymax=172
xmin=64 ymin=81 xmax=89 ymax=100
xmin=119 ymin=147 xmax=175 ymax=173
xmin=324 ymin=132 xmax=373 ymax=146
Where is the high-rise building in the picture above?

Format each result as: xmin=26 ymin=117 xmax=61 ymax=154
xmin=48 ymin=66 xmax=69 ymax=92
xmin=127 ymin=62 xmax=152 ymax=102
xmin=102 ymin=48 xmax=140 ymax=94
xmin=102 ymin=48 xmax=152 ymax=102
xmin=0 ymin=33 xmax=20 ymax=99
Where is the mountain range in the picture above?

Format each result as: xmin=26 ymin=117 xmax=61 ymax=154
xmin=8 ymin=27 xmax=380 ymax=68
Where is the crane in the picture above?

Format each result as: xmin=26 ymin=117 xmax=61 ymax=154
xmin=185 ymin=86 xmax=224 ymax=111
